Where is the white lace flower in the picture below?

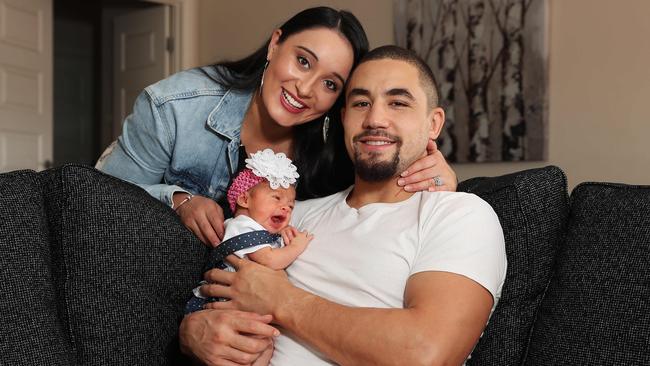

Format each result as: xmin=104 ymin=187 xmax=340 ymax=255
xmin=245 ymin=149 xmax=299 ymax=189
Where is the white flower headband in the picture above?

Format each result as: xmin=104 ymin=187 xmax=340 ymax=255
xmin=245 ymin=149 xmax=299 ymax=189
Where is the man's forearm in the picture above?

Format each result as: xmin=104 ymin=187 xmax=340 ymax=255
xmin=203 ymin=259 xmax=492 ymax=366
xmin=274 ymin=287 xmax=441 ymax=366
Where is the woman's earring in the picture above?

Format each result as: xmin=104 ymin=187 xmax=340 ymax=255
xmin=322 ymin=115 xmax=330 ymax=143
xmin=259 ymin=60 xmax=269 ymax=96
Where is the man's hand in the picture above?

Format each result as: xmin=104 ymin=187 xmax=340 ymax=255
xmin=179 ymin=309 xmax=279 ymax=366
xmin=398 ymin=139 xmax=458 ymax=192
xmin=201 ymin=256 xmax=296 ymax=316
xmin=174 ymin=193 xmax=225 ymax=246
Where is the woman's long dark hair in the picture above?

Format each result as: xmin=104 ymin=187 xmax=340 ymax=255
xmin=208 ymin=7 xmax=369 ymax=200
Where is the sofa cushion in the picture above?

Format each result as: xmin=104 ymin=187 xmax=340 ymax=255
xmin=458 ymin=166 xmax=569 ymax=366
xmin=0 ymin=170 xmax=74 ymax=364
xmin=43 ymin=165 xmax=208 ymax=365
xmin=525 ymin=182 xmax=650 ymax=365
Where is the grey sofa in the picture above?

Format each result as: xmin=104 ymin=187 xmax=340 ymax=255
xmin=1 ymin=164 xmax=648 ymax=365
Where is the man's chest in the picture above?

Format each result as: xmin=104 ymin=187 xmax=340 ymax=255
xmin=288 ymin=206 xmax=423 ymax=308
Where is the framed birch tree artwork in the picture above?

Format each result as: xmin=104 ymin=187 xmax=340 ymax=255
xmin=395 ymin=0 xmax=548 ymax=162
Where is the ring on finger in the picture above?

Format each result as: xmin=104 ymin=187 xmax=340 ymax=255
xmin=433 ymin=176 xmax=444 ymax=187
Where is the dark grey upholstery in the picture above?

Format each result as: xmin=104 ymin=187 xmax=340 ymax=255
xmin=54 ymin=165 xmax=209 ymax=365
xmin=1 ymin=165 xmax=208 ymax=365
xmin=459 ymin=166 xmax=569 ymax=366
xmin=2 ymin=164 xmax=649 ymax=365
xmin=0 ymin=170 xmax=74 ymax=365
xmin=526 ymin=182 xmax=650 ymax=365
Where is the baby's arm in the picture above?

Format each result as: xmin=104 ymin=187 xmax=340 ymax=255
xmin=246 ymin=228 xmax=313 ymax=270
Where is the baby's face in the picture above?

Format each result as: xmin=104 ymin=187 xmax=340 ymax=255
xmin=245 ymin=182 xmax=296 ymax=233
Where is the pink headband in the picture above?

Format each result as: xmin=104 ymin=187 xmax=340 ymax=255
xmin=226 ymin=169 xmax=266 ymax=212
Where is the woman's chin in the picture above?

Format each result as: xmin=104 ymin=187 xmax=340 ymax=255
xmin=269 ymin=110 xmax=317 ymax=128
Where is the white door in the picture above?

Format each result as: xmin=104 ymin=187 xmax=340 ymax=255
xmin=113 ymin=5 xmax=171 ymax=139
xmin=0 ymin=0 xmax=52 ymax=172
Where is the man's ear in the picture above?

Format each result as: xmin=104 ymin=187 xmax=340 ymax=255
xmin=266 ymin=29 xmax=282 ymax=61
xmin=340 ymin=106 xmax=346 ymax=122
xmin=428 ymin=107 xmax=446 ymax=140
xmin=236 ymin=191 xmax=251 ymax=209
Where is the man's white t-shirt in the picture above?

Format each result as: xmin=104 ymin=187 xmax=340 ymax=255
xmin=270 ymin=187 xmax=507 ymax=365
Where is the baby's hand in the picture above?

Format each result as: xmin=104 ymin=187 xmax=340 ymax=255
xmin=290 ymin=230 xmax=314 ymax=252
xmin=280 ymin=226 xmax=314 ymax=248
xmin=280 ymin=226 xmax=299 ymax=245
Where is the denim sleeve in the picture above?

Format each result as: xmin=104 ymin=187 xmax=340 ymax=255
xmin=98 ymin=89 xmax=189 ymax=207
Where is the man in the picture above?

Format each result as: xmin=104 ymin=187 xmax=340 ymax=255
xmin=180 ymin=45 xmax=507 ymax=366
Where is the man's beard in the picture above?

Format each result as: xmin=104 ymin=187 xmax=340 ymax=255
xmin=352 ymin=131 xmax=402 ymax=182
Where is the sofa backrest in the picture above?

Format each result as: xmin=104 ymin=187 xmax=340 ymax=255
xmin=525 ymin=182 xmax=650 ymax=365
xmin=459 ymin=165 xmax=569 ymax=366
xmin=0 ymin=169 xmax=75 ymax=365
xmin=1 ymin=165 xmax=208 ymax=365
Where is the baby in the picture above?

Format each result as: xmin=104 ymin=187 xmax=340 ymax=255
xmin=185 ymin=149 xmax=313 ymax=314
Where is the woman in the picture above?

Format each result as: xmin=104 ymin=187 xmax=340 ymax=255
xmin=98 ymin=7 xmax=457 ymax=248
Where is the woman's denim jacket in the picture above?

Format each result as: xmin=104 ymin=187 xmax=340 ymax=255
xmin=98 ymin=66 xmax=253 ymax=208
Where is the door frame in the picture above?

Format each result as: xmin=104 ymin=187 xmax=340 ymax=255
xmin=144 ymin=0 xmax=199 ymax=72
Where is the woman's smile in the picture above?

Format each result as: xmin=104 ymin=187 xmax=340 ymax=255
xmin=280 ymin=88 xmax=307 ymax=113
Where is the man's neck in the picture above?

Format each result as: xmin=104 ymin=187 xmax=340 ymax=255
xmin=345 ymin=176 xmax=415 ymax=209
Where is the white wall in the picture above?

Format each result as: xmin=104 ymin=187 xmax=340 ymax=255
xmin=198 ymin=0 xmax=650 ymax=188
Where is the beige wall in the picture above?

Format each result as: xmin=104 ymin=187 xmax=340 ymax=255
xmin=198 ymin=0 xmax=650 ymax=188
xmin=197 ymin=0 xmax=394 ymax=63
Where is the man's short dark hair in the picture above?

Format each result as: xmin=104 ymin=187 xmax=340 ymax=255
xmin=354 ymin=45 xmax=440 ymax=109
